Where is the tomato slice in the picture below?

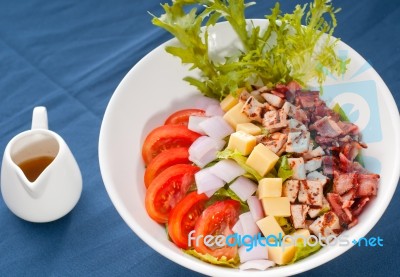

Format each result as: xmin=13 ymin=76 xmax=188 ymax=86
xmin=193 ymin=200 xmax=240 ymax=260
xmin=145 ymin=164 xmax=200 ymax=223
xmin=142 ymin=125 xmax=201 ymax=165
xmin=144 ymin=147 xmax=190 ymax=188
xmin=164 ymin=109 xmax=206 ymax=126
xmin=168 ymin=191 xmax=208 ymax=249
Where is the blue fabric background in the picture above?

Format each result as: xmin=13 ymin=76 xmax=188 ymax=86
xmin=0 ymin=0 xmax=398 ymax=276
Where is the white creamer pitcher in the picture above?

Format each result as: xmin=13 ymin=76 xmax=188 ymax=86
xmin=1 ymin=107 xmax=82 ymax=222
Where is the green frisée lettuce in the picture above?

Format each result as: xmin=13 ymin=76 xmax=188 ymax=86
xmin=184 ymin=249 xmax=240 ymax=268
xmin=152 ymin=0 xmax=349 ymax=99
xmin=288 ymin=240 xmax=322 ymax=264
xmin=217 ymin=149 xmax=263 ymax=181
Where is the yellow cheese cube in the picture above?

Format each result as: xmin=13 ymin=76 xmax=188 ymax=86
xmin=258 ymin=178 xmax=283 ymax=198
xmin=227 ymin=131 xmax=256 ymax=156
xmin=256 ymin=215 xmax=284 ymax=239
xmin=220 ymin=94 xmax=239 ymax=112
xmin=268 ymin=229 xmax=310 ymax=265
xmin=236 ymin=123 xmax=262 ymax=136
xmin=223 ymin=102 xmax=251 ymax=128
xmin=245 ymin=143 xmax=279 ymax=176
xmin=261 ymin=197 xmax=291 ymax=217
xmin=287 ymin=229 xmax=311 ymax=245
xmin=268 ymin=245 xmax=296 ymax=265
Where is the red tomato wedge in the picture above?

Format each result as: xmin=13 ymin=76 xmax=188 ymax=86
xmin=145 ymin=164 xmax=200 ymax=223
xmin=193 ymin=200 xmax=240 ymax=260
xmin=142 ymin=125 xmax=201 ymax=165
xmin=164 ymin=109 xmax=205 ymax=126
xmin=144 ymin=147 xmax=190 ymax=188
xmin=168 ymin=191 xmax=208 ymax=249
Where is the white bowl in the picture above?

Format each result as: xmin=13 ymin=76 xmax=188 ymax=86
xmin=99 ymin=20 xmax=400 ymax=276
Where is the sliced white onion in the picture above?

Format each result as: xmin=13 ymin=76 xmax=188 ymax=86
xmin=195 ymin=97 xmax=220 ymax=110
xmin=239 ymin=212 xmax=260 ymax=236
xmin=188 ymin=116 xmax=208 ymax=135
xmin=199 ymin=116 xmax=234 ymax=140
xmin=213 ymin=139 xmax=227 ymax=151
xmin=203 ymin=187 xmax=220 ymax=198
xmin=232 ymin=219 xmax=245 ymax=237
xmin=229 ymin=176 xmax=257 ymax=201
xmin=189 ymin=149 xmax=217 ymax=168
xmin=189 ymin=136 xmax=224 ymax=161
xmin=247 ymin=196 xmax=265 ymax=221
xmin=189 ymin=136 xmax=215 ymax=159
xmin=195 ymin=168 xmax=225 ymax=194
xmin=239 ymin=260 xmax=276 ymax=271
xmin=205 ymin=104 xmax=225 ymax=117
xmin=189 ymin=136 xmax=226 ymax=168
xmin=238 ymin=245 xmax=269 ymax=263
xmin=209 ymin=160 xmax=245 ymax=183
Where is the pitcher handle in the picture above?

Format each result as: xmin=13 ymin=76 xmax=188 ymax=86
xmin=31 ymin=106 xmax=48 ymax=130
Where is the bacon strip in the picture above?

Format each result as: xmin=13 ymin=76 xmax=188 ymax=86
xmin=310 ymin=116 xmax=343 ymax=138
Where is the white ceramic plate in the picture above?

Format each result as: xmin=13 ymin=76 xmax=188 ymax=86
xmin=99 ymin=20 xmax=400 ymax=276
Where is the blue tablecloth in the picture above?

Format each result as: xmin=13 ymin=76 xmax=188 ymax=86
xmin=0 ymin=1 xmax=399 ymax=276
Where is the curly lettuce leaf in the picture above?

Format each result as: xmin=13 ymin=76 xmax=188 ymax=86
xmin=332 ymin=103 xmax=350 ymax=122
xmin=217 ymin=149 xmax=263 ymax=181
xmin=275 ymin=217 xmax=295 ymax=234
xmin=151 ymin=0 xmax=349 ymax=99
xmin=317 ymin=206 xmax=331 ymax=216
xmin=288 ymin=240 xmax=322 ymax=264
xmin=276 ymin=155 xmax=293 ymax=182
xmin=184 ymin=248 xmax=240 ymax=268
xmin=207 ymin=187 xmax=250 ymax=212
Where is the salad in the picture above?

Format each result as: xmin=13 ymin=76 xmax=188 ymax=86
xmin=141 ymin=0 xmax=380 ymax=271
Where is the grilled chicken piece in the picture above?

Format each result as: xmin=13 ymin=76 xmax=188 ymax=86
xmin=288 ymin=118 xmax=307 ymax=131
xmin=290 ymin=204 xmax=309 ymax=229
xmin=309 ymin=211 xmax=342 ymax=238
xmin=310 ymin=146 xmax=325 ymax=157
xmin=308 ymin=196 xmax=330 ymax=218
xmin=288 ymin=158 xmax=306 ymax=180
xmin=242 ymin=96 xmax=267 ymax=123
xmin=282 ymin=180 xmax=300 ymax=203
xmin=261 ymin=92 xmax=285 ymax=108
xmin=257 ymin=132 xmax=287 ymax=154
xmin=262 ymin=109 xmax=288 ymax=131
xmin=305 ymin=157 xmax=322 ymax=173
xmin=306 ymin=171 xmax=328 ymax=182
xmin=239 ymin=90 xmax=251 ymax=102
xmin=298 ymin=180 xmax=323 ymax=206
xmin=282 ymin=101 xmax=296 ymax=117
xmin=286 ymin=131 xmax=310 ymax=153
xmin=303 ymin=146 xmax=325 ymax=161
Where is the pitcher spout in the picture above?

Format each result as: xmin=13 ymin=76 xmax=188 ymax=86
xmin=15 ymin=163 xmax=50 ymax=199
